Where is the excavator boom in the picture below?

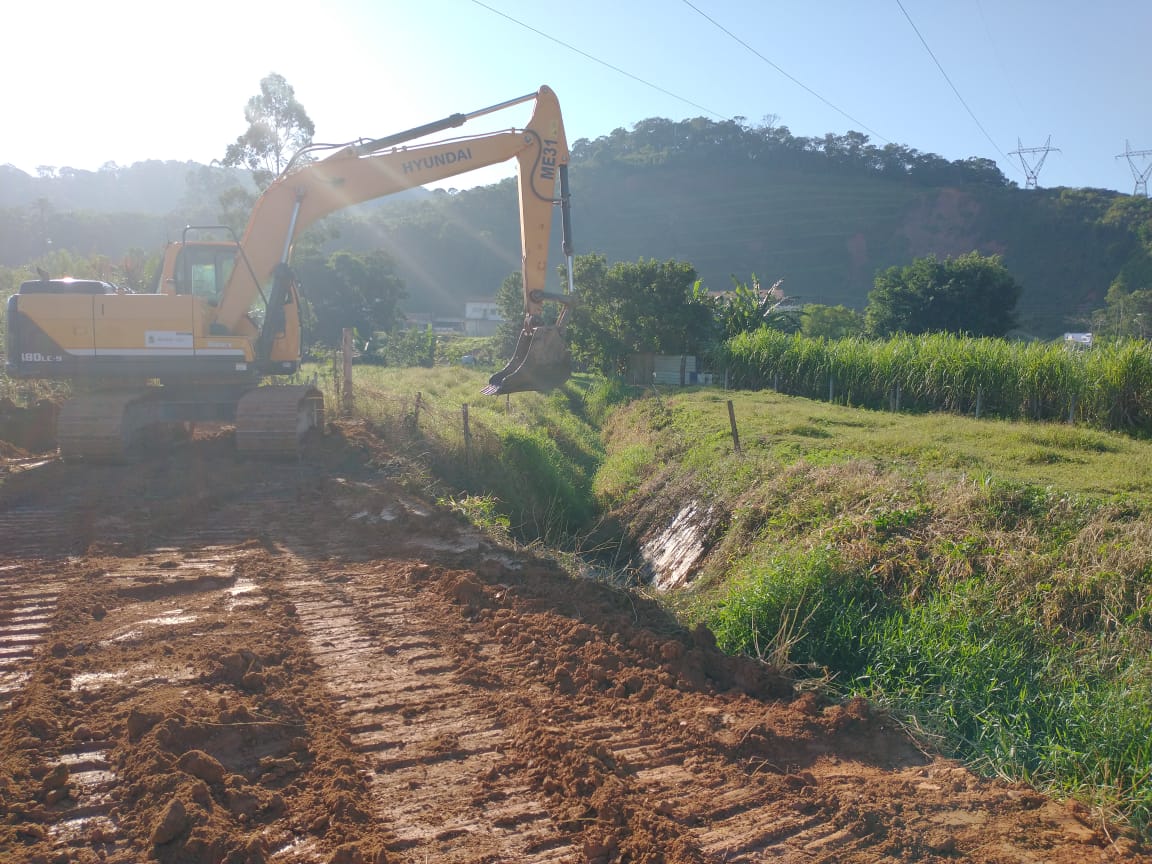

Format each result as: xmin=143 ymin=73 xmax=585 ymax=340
xmin=216 ymin=86 xmax=572 ymax=342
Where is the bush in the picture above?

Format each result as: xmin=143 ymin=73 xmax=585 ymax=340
xmin=707 ymin=549 xmax=886 ymax=674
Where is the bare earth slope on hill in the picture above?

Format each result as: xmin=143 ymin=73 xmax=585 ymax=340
xmin=0 ymin=423 xmax=1146 ymax=864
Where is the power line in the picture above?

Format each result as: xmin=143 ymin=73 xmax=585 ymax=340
xmin=469 ymin=0 xmax=727 ymax=120
xmin=895 ymin=0 xmax=1014 ymax=169
xmin=973 ymin=0 xmax=1029 ymax=125
xmin=680 ymin=0 xmax=888 ymax=143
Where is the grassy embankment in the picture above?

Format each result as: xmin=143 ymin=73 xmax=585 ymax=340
xmin=306 ymin=361 xmax=607 ymax=546
xmin=596 ymin=385 xmax=1152 ymax=841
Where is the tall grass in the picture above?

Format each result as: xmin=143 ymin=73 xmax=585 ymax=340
xmin=697 ymin=491 xmax=1152 ymax=839
xmin=721 ymin=331 xmax=1152 ymax=433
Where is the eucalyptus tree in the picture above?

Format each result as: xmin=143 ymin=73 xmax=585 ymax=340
xmin=222 ymin=72 xmax=315 ymax=190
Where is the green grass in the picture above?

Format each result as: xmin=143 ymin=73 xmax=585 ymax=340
xmin=648 ymin=388 xmax=1152 ymax=502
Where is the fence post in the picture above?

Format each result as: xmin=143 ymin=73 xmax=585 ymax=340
xmin=727 ymin=400 xmax=742 ymax=455
xmin=341 ymin=328 xmax=354 ymax=417
xmin=828 ymin=374 xmax=835 ymax=403
xmin=975 ymin=386 xmax=983 ymax=419
xmin=462 ymin=403 xmax=472 ymax=466
xmin=1068 ymin=395 xmax=1077 ymax=425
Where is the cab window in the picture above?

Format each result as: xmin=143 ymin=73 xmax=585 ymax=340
xmin=175 ymin=247 xmax=236 ymax=305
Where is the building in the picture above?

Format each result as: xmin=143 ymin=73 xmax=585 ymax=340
xmin=403 ymin=313 xmax=465 ymax=334
xmin=627 ymin=354 xmax=711 ymax=386
xmin=464 ymin=300 xmax=504 ymax=337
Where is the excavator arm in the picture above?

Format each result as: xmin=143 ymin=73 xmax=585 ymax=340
xmin=214 ymin=86 xmax=574 ymax=393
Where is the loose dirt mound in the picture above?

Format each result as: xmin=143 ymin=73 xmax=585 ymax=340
xmin=0 ymin=421 xmax=1146 ymax=863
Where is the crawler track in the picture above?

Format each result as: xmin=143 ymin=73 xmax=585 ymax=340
xmin=0 ymin=426 xmax=1145 ymax=863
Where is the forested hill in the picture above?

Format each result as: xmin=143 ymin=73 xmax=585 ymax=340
xmin=4 ymin=117 xmax=1151 ymax=337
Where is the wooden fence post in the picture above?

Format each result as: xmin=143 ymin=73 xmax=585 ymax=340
xmin=727 ymin=400 xmax=742 ymax=455
xmin=462 ymin=404 xmax=472 ymax=466
xmin=341 ymin=328 xmax=354 ymax=417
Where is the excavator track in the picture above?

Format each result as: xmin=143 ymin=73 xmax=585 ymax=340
xmin=56 ymin=391 xmax=149 ymax=461
xmin=56 ymin=385 xmax=324 ymax=461
xmin=234 ymin=384 xmax=325 ymax=457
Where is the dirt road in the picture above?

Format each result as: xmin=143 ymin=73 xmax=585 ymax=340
xmin=0 ymin=423 xmax=1146 ymax=863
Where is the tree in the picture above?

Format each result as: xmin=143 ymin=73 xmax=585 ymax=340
xmin=566 ymin=254 xmax=713 ymax=375
xmin=494 ymin=270 xmax=525 ymax=356
xmin=1091 ymin=278 xmax=1152 ymax=339
xmin=222 ymin=73 xmax=315 ymax=190
xmin=715 ymin=274 xmax=798 ymax=338
xmin=295 ymin=250 xmax=406 ymax=348
xmin=865 ymin=252 xmax=1022 ymax=337
xmin=801 ymin=304 xmax=865 ymax=339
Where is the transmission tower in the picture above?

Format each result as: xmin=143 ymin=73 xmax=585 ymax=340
xmin=1116 ymin=141 xmax=1152 ymax=196
xmin=1009 ymin=136 xmax=1059 ymax=189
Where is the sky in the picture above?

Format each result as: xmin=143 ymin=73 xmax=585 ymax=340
xmin=4 ymin=0 xmax=1151 ymax=194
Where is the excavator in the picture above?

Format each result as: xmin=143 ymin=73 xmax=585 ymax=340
xmin=5 ymin=86 xmax=574 ymax=459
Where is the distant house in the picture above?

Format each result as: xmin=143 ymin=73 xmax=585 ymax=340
xmin=627 ymin=354 xmax=711 ymax=386
xmin=464 ymin=300 xmax=504 ymax=337
xmin=433 ymin=318 xmax=466 ymax=334
xmin=403 ymin=312 xmax=465 ymax=334
xmin=1064 ymin=332 xmax=1093 ymax=349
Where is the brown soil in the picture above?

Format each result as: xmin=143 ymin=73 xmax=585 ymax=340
xmin=0 ymin=419 xmax=1147 ymax=864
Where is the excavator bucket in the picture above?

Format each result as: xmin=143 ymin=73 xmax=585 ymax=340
xmin=483 ymin=326 xmax=571 ymax=395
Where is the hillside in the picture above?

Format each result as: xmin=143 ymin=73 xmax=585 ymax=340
xmin=4 ymin=120 xmax=1151 ymax=334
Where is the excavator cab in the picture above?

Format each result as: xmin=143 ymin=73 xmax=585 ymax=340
xmin=483 ymin=322 xmax=570 ymax=395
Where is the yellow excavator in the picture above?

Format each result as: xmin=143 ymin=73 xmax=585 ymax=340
xmin=5 ymin=86 xmax=574 ymax=459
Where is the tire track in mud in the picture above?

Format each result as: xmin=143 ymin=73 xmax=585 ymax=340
xmin=264 ymin=530 xmax=868 ymax=862
xmin=453 ymin=589 xmax=893 ymax=862
xmin=3 ymin=546 xmax=256 ymax=862
xmin=0 ymin=566 xmax=63 ymax=709
xmin=281 ymin=557 xmax=577 ymax=862
xmin=499 ymin=625 xmax=905 ymax=861
xmin=153 ymin=486 xmax=868 ymax=858
xmin=0 ymin=506 xmax=85 ymax=558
